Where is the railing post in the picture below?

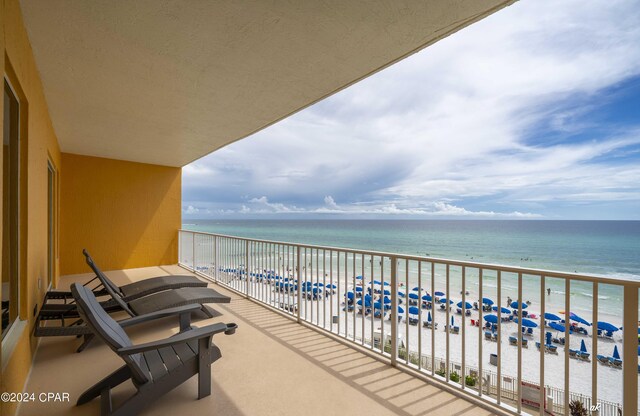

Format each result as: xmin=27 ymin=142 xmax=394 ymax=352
xmin=296 ymin=246 xmax=302 ymax=323
xmin=390 ymin=255 xmax=398 ymax=367
xmin=192 ymin=232 xmax=196 ymax=272
xmin=244 ymin=239 xmax=250 ymax=298
xmin=214 ymin=236 xmax=219 ymax=283
xmin=622 ymin=283 xmax=638 ymax=415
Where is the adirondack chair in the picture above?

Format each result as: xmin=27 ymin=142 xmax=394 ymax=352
xmin=71 ymin=283 xmax=237 ymax=416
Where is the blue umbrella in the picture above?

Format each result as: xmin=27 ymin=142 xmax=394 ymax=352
xmin=451 ymin=316 xmax=455 ymax=326
xmin=373 ymin=302 xmax=383 ymax=310
xmin=383 ymin=296 xmax=391 ymax=304
xmin=597 ymin=322 xmax=619 ymax=332
xmin=312 ymin=287 xmax=322 ymax=294
xmin=422 ymin=294 xmax=432 ymax=301
xmin=408 ymin=306 xmax=420 ymax=315
xmin=412 ymin=287 xmax=421 ymax=291
xmin=398 ymin=291 xmax=406 ymax=298
xmin=345 ymin=292 xmax=355 ymax=299
xmin=409 ymin=292 xmax=419 ymax=300
xmin=546 ymin=332 xmax=552 ymax=344
xmin=482 ymin=298 xmax=494 ymax=306
xmin=355 ymin=287 xmax=363 ymax=292
xmin=440 ymin=298 xmax=453 ymax=304
xmin=383 ymin=289 xmax=391 ymax=296
xmin=397 ymin=306 xmax=405 ymax=314
xmin=427 ymin=311 xmax=433 ymax=322
xmin=484 ymin=314 xmax=499 ymax=324
xmin=514 ymin=318 xmax=538 ymax=328
xmin=355 ymin=275 xmax=363 ymax=280
xmin=364 ymin=294 xmax=373 ymax=302
xmin=544 ymin=313 xmax=562 ymax=321
xmin=493 ymin=306 xmax=511 ymax=314
xmin=383 ymin=282 xmax=390 ymax=286
xmin=569 ymin=312 xmax=590 ymax=326
xmin=302 ymin=281 xmax=313 ymax=287
xmin=373 ymin=280 xmax=381 ymax=285
xmin=457 ymin=301 xmax=473 ymax=309
xmin=612 ymin=345 xmax=620 ymax=360
xmin=435 ymin=291 xmax=445 ymax=296
xmin=580 ymin=339 xmax=587 ymax=354
xmin=549 ymin=322 xmax=572 ymax=333
xmin=325 ymin=283 xmax=336 ymax=289
xmin=510 ymin=301 xmax=528 ymax=309
xmin=357 ymin=299 xmax=372 ymax=307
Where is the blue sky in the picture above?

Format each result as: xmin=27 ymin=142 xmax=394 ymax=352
xmin=183 ymin=0 xmax=640 ymax=220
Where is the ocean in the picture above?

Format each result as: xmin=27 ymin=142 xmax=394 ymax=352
xmin=183 ymin=219 xmax=640 ymax=319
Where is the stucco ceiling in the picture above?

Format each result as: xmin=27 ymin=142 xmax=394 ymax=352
xmin=20 ymin=0 xmax=513 ymax=167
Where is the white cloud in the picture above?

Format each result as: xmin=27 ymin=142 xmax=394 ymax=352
xmin=183 ymin=0 xmax=640 ymax=219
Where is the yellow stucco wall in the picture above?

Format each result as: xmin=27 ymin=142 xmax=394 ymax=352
xmin=60 ymin=153 xmax=181 ymax=276
xmin=0 ymin=0 xmax=63 ymax=414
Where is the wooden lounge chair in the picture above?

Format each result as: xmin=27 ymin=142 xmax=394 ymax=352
xmin=71 ymin=283 xmax=237 ymax=416
xmin=35 ymin=253 xmax=231 ymax=351
xmin=42 ymin=249 xmax=208 ymax=308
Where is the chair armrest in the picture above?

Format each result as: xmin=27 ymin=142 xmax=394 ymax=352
xmin=117 ymin=323 xmax=237 ymax=356
xmin=119 ymin=304 xmax=202 ymax=328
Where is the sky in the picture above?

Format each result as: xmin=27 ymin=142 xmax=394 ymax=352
xmin=183 ymin=0 xmax=640 ymax=220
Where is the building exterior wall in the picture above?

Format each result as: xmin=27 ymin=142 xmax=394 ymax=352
xmin=0 ymin=0 xmax=62 ymax=414
xmin=60 ymin=153 xmax=181 ymax=276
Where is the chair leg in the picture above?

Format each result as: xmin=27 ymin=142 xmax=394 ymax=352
xmin=100 ymin=387 xmax=112 ymax=416
xmin=77 ymin=365 xmax=131 ymax=406
xmin=198 ymin=336 xmax=212 ymax=399
xmin=77 ymin=333 xmax=95 ymax=353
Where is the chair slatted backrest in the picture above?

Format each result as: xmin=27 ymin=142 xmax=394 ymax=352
xmin=83 ymin=249 xmax=135 ymax=316
xmin=71 ymin=283 xmax=149 ymax=384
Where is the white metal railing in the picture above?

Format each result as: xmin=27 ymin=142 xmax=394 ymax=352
xmin=178 ymin=229 xmax=639 ymax=416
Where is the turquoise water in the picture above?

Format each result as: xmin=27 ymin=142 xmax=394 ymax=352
xmin=183 ymin=220 xmax=639 ymax=320
xmin=183 ymin=220 xmax=640 ymax=278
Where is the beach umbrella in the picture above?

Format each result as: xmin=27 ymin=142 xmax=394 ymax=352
xmin=355 ymin=287 xmax=363 ymax=292
xmin=484 ymin=314 xmax=499 ymax=324
xmin=580 ymin=339 xmax=587 ymax=354
xmin=311 ymin=287 xmax=322 ymax=294
xmin=597 ymin=322 xmax=620 ymax=332
xmin=435 ymin=291 xmax=445 ymax=297
xmin=383 ymin=282 xmax=390 ymax=286
xmin=383 ymin=296 xmax=391 ymax=304
xmin=546 ymin=332 xmax=552 ymax=344
xmin=409 ymin=292 xmax=419 ymax=300
xmin=569 ymin=312 xmax=590 ymax=326
xmin=412 ymin=287 xmax=421 ymax=291
xmin=492 ymin=306 xmax=511 ymax=314
xmin=427 ymin=311 xmax=433 ymax=322
xmin=408 ymin=306 xmax=420 ymax=315
xmin=440 ymin=298 xmax=454 ymax=304
xmin=373 ymin=302 xmax=383 ymax=310
xmin=397 ymin=306 xmax=405 ymax=314
xmin=383 ymin=289 xmax=391 ymax=296
xmin=451 ymin=316 xmax=455 ymax=326
xmin=457 ymin=301 xmax=473 ymax=309
xmin=325 ymin=284 xmax=337 ymax=289
xmin=345 ymin=292 xmax=355 ymax=300
xmin=398 ymin=291 xmax=406 ymax=298
xmin=514 ymin=318 xmax=538 ymax=328
xmin=613 ymin=345 xmax=620 ymax=360
xmin=373 ymin=280 xmax=381 ymax=285
xmin=364 ymin=294 xmax=373 ymax=302
xmin=510 ymin=301 xmax=528 ymax=309
xmin=422 ymin=294 xmax=432 ymax=302
xmin=549 ymin=322 xmax=572 ymax=333
xmin=357 ymin=299 xmax=372 ymax=307
xmin=355 ymin=275 xmax=363 ymax=280
xmin=544 ymin=313 xmax=562 ymax=321
xmin=482 ymin=298 xmax=494 ymax=306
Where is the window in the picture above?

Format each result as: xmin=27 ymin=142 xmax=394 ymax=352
xmin=2 ymin=79 xmax=20 ymax=339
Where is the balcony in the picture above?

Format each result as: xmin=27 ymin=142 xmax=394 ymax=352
xmin=19 ymin=265 xmax=490 ymax=416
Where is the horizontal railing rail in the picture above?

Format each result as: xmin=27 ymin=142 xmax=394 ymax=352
xmin=178 ymin=229 xmax=639 ymax=416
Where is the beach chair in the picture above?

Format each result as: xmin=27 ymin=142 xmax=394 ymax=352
xmin=465 ymin=309 xmax=471 ymax=316
xmin=526 ymin=327 xmax=533 ymax=336
xmin=35 ymin=254 xmax=231 ymax=351
xmin=492 ymin=332 xmax=499 ymax=341
xmin=610 ymin=358 xmax=622 ymax=368
xmin=423 ymin=321 xmax=437 ymax=330
xmin=408 ymin=316 xmax=419 ymax=326
xmin=453 ymin=326 xmax=460 ymax=334
xmin=596 ymin=355 xmax=609 ymax=365
xmin=579 ymin=352 xmax=591 ymax=362
xmin=485 ymin=331 xmax=492 ymax=340
xmin=455 ymin=308 xmax=463 ymax=315
xmin=509 ymin=336 xmax=518 ymax=346
xmin=71 ymin=283 xmax=237 ymax=416
xmin=41 ymin=250 xmax=209 ymax=310
xmin=535 ymin=341 xmax=541 ymax=350
xmin=569 ymin=349 xmax=578 ymax=357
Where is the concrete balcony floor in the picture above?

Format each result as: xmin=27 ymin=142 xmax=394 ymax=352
xmin=19 ymin=265 xmax=495 ymax=416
